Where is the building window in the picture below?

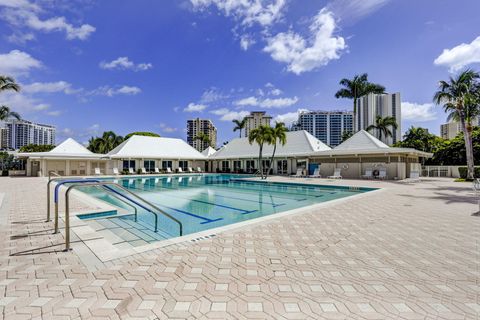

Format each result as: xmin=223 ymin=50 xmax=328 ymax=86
xmin=144 ymin=160 xmax=155 ymax=172
xmin=233 ymin=160 xmax=241 ymax=172
xmin=122 ymin=160 xmax=135 ymax=170
xmin=246 ymin=160 xmax=255 ymax=173
xmin=162 ymin=160 xmax=172 ymax=170
xmin=179 ymin=160 xmax=188 ymax=171
xmin=221 ymin=161 xmax=230 ymax=172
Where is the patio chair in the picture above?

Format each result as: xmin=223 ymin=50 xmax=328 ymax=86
xmin=378 ymin=169 xmax=387 ymax=180
xmin=188 ymin=167 xmax=193 ymax=173
xmin=154 ymin=167 xmax=160 ymax=174
xmin=197 ymin=167 xmax=202 ymax=173
xmin=292 ymin=168 xmax=305 ymax=177
xmin=327 ymin=168 xmax=342 ymax=179
xmin=94 ymin=167 xmax=101 ymax=175
xmin=362 ymin=169 xmax=373 ymax=179
xmin=178 ymin=167 xmax=183 ymax=173
xmin=128 ymin=167 xmax=135 ymax=175
xmin=141 ymin=168 xmax=147 ymax=174
xmin=309 ymin=167 xmax=321 ymax=178
xmin=166 ymin=167 xmax=172 ymax=174
xmin=112 ymin=167 xmax=119 ymax=175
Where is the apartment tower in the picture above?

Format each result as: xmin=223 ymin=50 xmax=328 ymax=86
xmin=187 ymin=118 xmax=217 ymax=152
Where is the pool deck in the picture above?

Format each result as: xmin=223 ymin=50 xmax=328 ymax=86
xmin=0 ymin=175 xmax=479 ymax=319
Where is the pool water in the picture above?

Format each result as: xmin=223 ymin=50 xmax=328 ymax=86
xmin=77 ymin=174 xmax=374 ymax=242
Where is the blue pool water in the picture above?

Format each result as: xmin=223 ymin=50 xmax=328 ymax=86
xmin=76 ymin=174 xmax=374 ymax=241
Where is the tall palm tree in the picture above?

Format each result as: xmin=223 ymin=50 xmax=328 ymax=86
xmin=366 ymin=115 xmax=398 ymax=142
xmin=248 ymin=125 xmax=273 ymax=179
xmin=0 ymin=76 xmax=21 ymax=121
xmin=265 ymin=122 xmax=287 ymax=179
xmin=232 ymin=118 xmax=247 ymax=138
xmin=434 ymin=69 xmax=479 ymax=180
xmin=334 ymin=73 xmax=385 ymax=130
xmin=87 ymin=131 xmax=124 ymax=153
xmin=0 ymin=106 xmax=21 ymax=121
xmin=195 ymin=132 xmax=212 ymax=150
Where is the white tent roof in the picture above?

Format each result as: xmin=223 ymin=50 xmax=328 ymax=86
xmin=210 ymin=130 xmax=331 ymax=159
xmin=17 ymin=138 xmax=105 ymax=159
xmin=107 ymin=135 xmax=206 ymax=159
xmin=334 ymin=130 xmax=389 ymax=150
xmin=201 ymin=146 xmax=217 ymax=157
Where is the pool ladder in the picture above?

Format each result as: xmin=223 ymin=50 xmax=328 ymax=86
xmin=47 ymin=178 xmax=183 ymax=251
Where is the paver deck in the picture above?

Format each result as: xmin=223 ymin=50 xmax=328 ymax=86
xmin=0 ymin=176 xmax=479 ymax=319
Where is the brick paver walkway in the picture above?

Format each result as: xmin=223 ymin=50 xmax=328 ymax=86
xmin=0 ymin=176 xmax=479 ymax=319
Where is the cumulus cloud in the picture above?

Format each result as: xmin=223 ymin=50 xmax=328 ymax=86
xmin=159 ymin=123 xmax=177 ymax=133
xmin=0 ymin=1 xmax=95 ymax=40
xmin=190 ymin=0 xmax=286 ymax=27
xmin=99 ymin=57 xmax=153 ymax=71
xmin=402 ymin=102 xmax=438 ymax=122
xmin=263 ymin=8 xmax=346 ymax=74
xmin=240 ymin=34 xmax=255 ymax=50
xmin=0 ymin=91 xmax=50 ymax=114
xmin=90 ymin=85 xmax=141 ymax=97
xmin=0 ymin=49 xmax=41 ymax=76
xmin=234 ymin=95 xmax=298 ymax=108
xmin=210 ymin=108 xmax=250 ymax=121
xmin=273 ymin=108 xmax=309 ymax=127
xmin=200 ymin=87 xmax=228 ymax=103
xmin=23 ymin=81 xmax=76 ymax=94
xmin=184 ymin=102 xmax=207 ymax=112
xmin=434 ymin=36 xmax=480 ymax=72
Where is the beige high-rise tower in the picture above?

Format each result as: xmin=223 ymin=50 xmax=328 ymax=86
xmin=187 ymin=118 xmax=217 ymax=152
xmin=244 ymin=111 xmax=272 ymax=138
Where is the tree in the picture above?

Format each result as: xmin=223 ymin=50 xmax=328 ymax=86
xmin=19 ymin=144 xmax=55 ymax=152
xmin=434 ymin=69 xmax=480 ymax=180
xmin=341 ymin=130 xmax=353 ymax=142
xmin=195 ymin=132 xmax=212 ymax=150
xmin=334 ymin=73 xmax=385 ymax=129
xmin=232 ymin=118 xmax=247 ymax=138
xmin=124 ymin=131 xmax=160 ymax=140
xmin=265 ymin=122 xmax=287 ymax=179
xmin=432 ymin=128 xmax=480 ymax=166
xmin=366 ymin=115 xmax=398 ymax=142
xmin=248 ymin=125 xmax=273 ymax=179
xmin=0 ymin=76 xmax=21 ymax=121
xmin=87 ymin=131 xmax=124 ymax=153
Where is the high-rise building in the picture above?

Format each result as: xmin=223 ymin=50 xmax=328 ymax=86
xmin=291 ymin=110 xmax=354 ymax=147
xmin=0 ymin=127 xmax=7 ymax=149
xmin=440 ymin=117 xmax=479 ymax=140
xmin=244 ymin=111 xmax=272 ymax=137
xmin=356 ymin=92 xmax=401 ymax=145
xmin=3 ymin=119 xmax=56 ymax=150
xmin=187 ymin=118 xmax=217 ymax=152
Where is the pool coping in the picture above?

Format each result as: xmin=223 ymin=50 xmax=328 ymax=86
xmin=59 ymin=175 xmax=385 ymax=263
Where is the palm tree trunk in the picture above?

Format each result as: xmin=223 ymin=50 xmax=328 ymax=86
xmin=258 ymin=144 xmax=263 ymax=179
xmin=266 ymin=143 xmax=277 ymax=180
xmin=353 ymin=97 xmax=357 ymax=132
xmin=460 ymin=114 xmax=475 ymax=179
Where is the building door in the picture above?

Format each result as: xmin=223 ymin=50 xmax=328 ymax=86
xmin=31 ymin=161 xmax=40 ymax=177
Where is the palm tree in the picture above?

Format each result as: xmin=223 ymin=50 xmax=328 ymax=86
xmin=195 ymin=132 xmax=212 ymax=150
xmin=0 ymin=106 xmax=21 ymax=121
xmin=334 ymin=73 xmax=385 ymax=130
xmin=232 ymin=118 xmax=247 ymax=138
xmin=434 ymin=69 xmax=480 ymax=180
xmin=87 ymin=131 xmax=124 ymax=153
xmin=366 ymin=115 xmax=398 ymax=142
xmin=0 ymin=76 xmax=21 ymax=121
xmin=265 ymin=122 xmax=287 ymax=179
xmin=248 ymin=125 xmax=273 ymax=179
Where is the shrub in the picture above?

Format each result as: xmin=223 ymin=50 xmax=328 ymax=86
xmin=458 ymin=167 xmax=480 ymax=179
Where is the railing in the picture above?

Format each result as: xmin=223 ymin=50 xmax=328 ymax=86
xmin=48 ymin=179 xmax=183 ymax=251
xmin=46 ymin=171 xmax=62 ymax=222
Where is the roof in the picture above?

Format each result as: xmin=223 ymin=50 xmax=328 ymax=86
xmin=334 ymin=130 xmax=389 ymax=150
xmin=107 ymin=135 xmax=206 ymax=159
xmin=201 ymin=146 xmax=217 ymax=157
xmin=17 ymin=138 xmax=105 ymax=159
xmin=210 ymin=130 xmax=331 ymax=159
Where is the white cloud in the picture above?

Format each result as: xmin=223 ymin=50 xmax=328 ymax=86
xmin=184 ymin=102 xmax=207 ymax=112
xmin=270 ymin=88 xmax=282 ymax=96
xmin=210 ymin=108 xmax=249 ymax=121
xmin=23 ymin=81 xmax=75 ymax=94
xmin=0 ymin=3 xmax=95 ymax=40
xmin=263 ymin=8 xmax=346 ymax=74
xmin=46 ymin=110 xmax=61 ymax=116
xmin=99 ymin=57 xmax=153 ymax=71
xmin=200 ymin=87 xmax=228 ymax=103
xmin=402 ymin=102 xmax=438 ymax=122
xmin=273 ymin=108 xmax=309 ymax=127
xmin=190 ymin=0 xmax=286 ymax=27
xmin=234 ymin=95 xmax=298 ymax=108
xmin=0 ymin=91 xmax=50 ymax=114
xmin=326 ymin=0 xmax=390 ymax=23
xmin=159 ymin=123 xmax=177 ymax=133
xmin=434 ymin=36 xmax=480 ymax=72
xmin=0 ymin=49 xmax=41 ymax=76
xmin=90 ymin=85 xmax=141 ymax=97
xmin=240 ymin=34 xmax=255 ymax=50
xmin=7 ymin=31 xmax=34 ymax=44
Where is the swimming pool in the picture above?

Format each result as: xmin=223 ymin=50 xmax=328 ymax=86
xmin=76 ymin=174 xmax=375 ymax=244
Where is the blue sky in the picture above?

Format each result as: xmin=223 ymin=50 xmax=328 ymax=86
xmin=0 ymin=0 xmax=479 ymax=145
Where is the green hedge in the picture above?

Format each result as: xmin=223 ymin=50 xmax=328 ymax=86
xmin=458 ymin=167 xmax=480 ymax=179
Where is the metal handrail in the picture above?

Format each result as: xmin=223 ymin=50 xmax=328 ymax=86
xmin=60 ymin=182 xmax=183 ymax=250
xmin=46 ymin=171 xmax=62 ymax=222
xmin=91 ymin=185 xmax=138 ymax=222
